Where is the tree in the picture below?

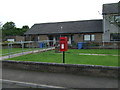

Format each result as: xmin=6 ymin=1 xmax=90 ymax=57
xmin=22 ymin=25 xmax=29 ymax=30
xmin=2 ymin=22 xmax=30 ymax=41
xmin=2 ymin=21 xmax=16 ymax=30
xmin=2 ymin=22 xmax=16 ymax=39
xmin=21 ymin=25 xmax=29 ymax=35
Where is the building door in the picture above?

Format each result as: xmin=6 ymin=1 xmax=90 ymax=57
xmin=48 ymin=35 xmax=53 ymax=46
xmin=61 ymin=35 xmax=72 ymax=44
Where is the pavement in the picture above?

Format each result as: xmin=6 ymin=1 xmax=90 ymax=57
xmin=0 ymin=47 xmax=55 ymax=60
xmin=2 ymin=67 xmax=119 ymax=89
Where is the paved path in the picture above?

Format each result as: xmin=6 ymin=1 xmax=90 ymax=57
xmin=79 ymin=53 xmax=119 ymax=56
xmin=0 ymin=47 xmax=55 ymax=60
xmin=2 ymin=68 xmax=119 ymax=88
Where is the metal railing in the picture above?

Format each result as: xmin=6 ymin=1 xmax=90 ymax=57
xmin=1 ymin=40 xmax=55 ymax=58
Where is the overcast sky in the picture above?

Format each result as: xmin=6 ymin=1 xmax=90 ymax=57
xmin=0 ymin=0 xmax=119 ymax=28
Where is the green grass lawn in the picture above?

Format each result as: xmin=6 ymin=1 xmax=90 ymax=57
xmin=1 ymin=48 xmax=42 ymax=56
xmin=0 ymin=49 xmax=2 ymax=57
xmin=7 ymin=49 xmax=119 ymax=66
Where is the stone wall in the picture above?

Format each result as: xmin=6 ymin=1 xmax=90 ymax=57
xmin=2 ymin=60 xmax=119 ymax=78
xmin=15 ymin=36 xmax=25 ymax=42
xmin=74 ymin=33 xmax=103 ymax=43
xmin=4 ymin=36 xmax=25 ymax=42
xmin=95 ymin=33 xmax=102 ymax=42
xmin=74 ymin=34 xmax=83 ymax=43
xmin=39 ymin=35 xmax=48 ymax=41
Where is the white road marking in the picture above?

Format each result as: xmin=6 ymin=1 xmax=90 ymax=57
xmin=1 ymin=79 xmax=65 ymax=88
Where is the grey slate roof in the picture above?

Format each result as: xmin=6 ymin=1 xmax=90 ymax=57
xmin=102 ymin=2 xmax=119 ymax=15
xmin=25 ymin=19 xmax=103 ymax=35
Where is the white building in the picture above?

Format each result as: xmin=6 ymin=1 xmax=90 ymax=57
xmin=102 ymin=2 xmax=120 ymax=42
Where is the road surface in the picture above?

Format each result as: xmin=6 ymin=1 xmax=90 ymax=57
xmin=2 ymin=67 xmax=119 ymax=89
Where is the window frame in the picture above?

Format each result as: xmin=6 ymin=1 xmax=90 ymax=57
xmin=91 ymin=34 xmax=95 ymax=41
xmin=84 ymin=35 xmax=91 ymax=41
xmin=110 ymin=33 xmax=120 ymax=41
xmin=84 ymin=34 xmax=95 ymax=41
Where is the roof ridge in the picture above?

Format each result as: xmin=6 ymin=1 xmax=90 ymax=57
xmin=103 ymin=2 xmax=118 ymax=5
xmin=34 ymin=19 xmax=102 ymax=25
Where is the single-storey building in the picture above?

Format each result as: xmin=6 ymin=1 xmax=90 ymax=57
xmin=25 ymin=2 xmax=120 ymax=47
xmin=25 ymin=19 xmax=103 ymax=45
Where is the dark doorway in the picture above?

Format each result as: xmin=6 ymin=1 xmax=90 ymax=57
xmin=48 ymin=35 xmax=53 ymax=46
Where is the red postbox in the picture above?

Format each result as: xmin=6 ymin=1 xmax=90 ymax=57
xmin=60 ymin=37 xmax=68 ymax=51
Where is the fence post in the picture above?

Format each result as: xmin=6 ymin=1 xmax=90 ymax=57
xmin=8 ymin=43 xmax=10 ymax=58
xmin=32 ymin=41 xmax=34 ymax=53
xmin=28 ymin=41 xmax=30 ymax=50
xmin=11 ymin=43 xmax=13 ymax=54
xmin=21 ymin=41 xmax=24 ymax=55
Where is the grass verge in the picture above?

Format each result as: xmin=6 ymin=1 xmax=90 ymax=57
xmin=6 ymin=49 xmax=119 ymax=66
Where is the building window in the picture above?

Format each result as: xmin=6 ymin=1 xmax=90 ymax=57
xmin=109 ymin=15 xmax=115 ymax=23
xmin=84 ymin=35 xmax=90 ymax=41
xmin=84 ymin=34 xmax=95 ymax=41
xmin=115 ymin=16 xmax=120 ymax=26
xmin=115 ymin=16 xmax=120 ymax=23
xmin=110 ymin=33 xmax=120 ymax=41
xmin=91 ymin=35 xmax=95 ymax=41
xmin=110 ymin=15 xmax=120 ymax=25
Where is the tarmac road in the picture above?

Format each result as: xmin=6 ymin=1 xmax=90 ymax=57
xmin=2 ymin=82 xmax=27 ymax=88
xmin=2 ymin=67 xmax=119 ymax=89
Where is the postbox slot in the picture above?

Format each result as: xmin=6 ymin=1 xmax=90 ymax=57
xmin=60 ymin=39 xmax=65 ymax=41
